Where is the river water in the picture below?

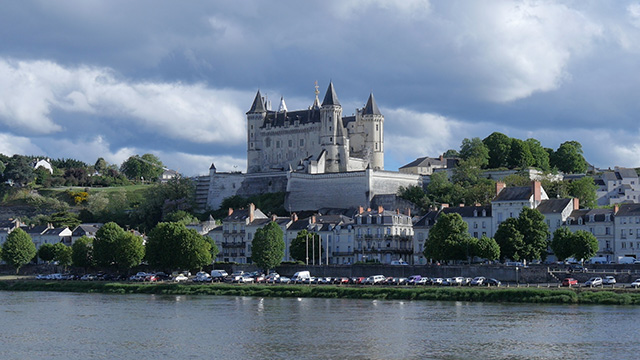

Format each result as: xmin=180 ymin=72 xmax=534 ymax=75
xmin=1 ymin=291 xmax=639 ymax=360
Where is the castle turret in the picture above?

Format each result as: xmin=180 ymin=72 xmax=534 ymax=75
xmin=320 ymin=82 xmax=348 ymax=172
xmin=247 ymin=90 xmax=267 ymax=173
xmin=361 ymin=93 xmax=384 ymax=170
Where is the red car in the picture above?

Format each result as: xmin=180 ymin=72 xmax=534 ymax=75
xmin=562 ymin=278 xmax=578 ymax=286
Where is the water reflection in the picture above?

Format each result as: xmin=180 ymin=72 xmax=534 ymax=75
xmin=1 ymin=292 xmax=640 ymax=359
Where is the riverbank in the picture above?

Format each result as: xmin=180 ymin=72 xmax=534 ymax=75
xmin=2 ymin=281 xmax=640 ymax=305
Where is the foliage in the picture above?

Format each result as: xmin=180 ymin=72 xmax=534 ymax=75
xmin=93 ymin=222 xmax=144 ymax=270
xmin=289 ymin=229 xmax=322 ymax=263
xmin=2 ymin=155 xmax=35 ymax=186
xmin=459 ymin=137 xmax=489 ymax=168
xmin=163 ymin=210 xmax=198 ymax=224
xmin=1 ymin=228 xmax=37 ymax=273
xmin=571 ymin=230 xmax=599 ymax=262
xmin=424 ymin=213 xmax=475 ymax=261
xmin=502 ymin=173 xmax=531 ymax=187
xmin=48 ymin=211 xmax=81 ymax=229
xmin=517 ymin=208 xmax=551 ymax=261
xmin=541 ymin=178 xmax=570 ymax=199
xmin=550 ymin=227 xmax=574 ymax=262
xmin=551 ymin=141 xmax=588 ymax=174
xmin=474 ymin=235 xmax=500 ymax=261
xmin=38 ymin=243 xmax=56 ymax=263
xmin=397 ymin=185 xmax=431 ymax=214
xmin=483 ymin=132 xmax=512 ymax=169
xmin=494 ymin=218 xmax=525 ymax=261
xmin=251 ymin=221 xmax=285 ymax=272
xmin=508 ymin=138 xmax=534 ymax=169
xmin=67 ymin=190 xmax=89 ymax=205
xmin=214 ymin=192 xmax=287 ymax=219
xmin=146 ymin=222 xmax=214 ymax=271
xmin=568 ymin=177 xmax=597 ymax=209
xmin=53 ymin=242 xmax=73 ymax=267
xmin=131 ymin=177 xmax=195 ymax=232
xmin=71 ymin=236 xmax=94 ymax=269
xmin=525 ymin=138 xmax=550 ymax=171
xmin=120 ymin=153 xmax=164 ymax=181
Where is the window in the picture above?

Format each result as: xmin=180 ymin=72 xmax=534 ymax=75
xmin=375 ymin=124 xmax=379 ymax=131
xmin=622 ymin=242 xmax=626 ymax=249
xmin=276 ymin=140 xmax=281 ymax=148
xmin=606 ymin=227 xmax=611 ymax=235
xmin=473 ymin=223 xmax=478 ymax=229
xmin=288 ymin=139 xmax=293 ymax=147
xmin=482 ymin=221 xmax=486 ymax=228
xmin=300 ymin=139 xmax=304 ymax=146
xmin=473 ymin=232 xmax=478 ymax=238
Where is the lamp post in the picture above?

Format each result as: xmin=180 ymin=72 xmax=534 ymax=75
xmin=306 ymin=233 xmax=309 ymax=266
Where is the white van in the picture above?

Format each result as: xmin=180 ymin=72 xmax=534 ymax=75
xmin=618 ymin=256 xmax=636 ymax=264
xmin=291 ymin=271 xmax=311 ymax=283
xmin=589 ymin=257 xmax=608 ymax=264
xmin=364 ymin=275 xmax=386 ymax=285
xmin=211 ymin=269 xmax=228 ymax=281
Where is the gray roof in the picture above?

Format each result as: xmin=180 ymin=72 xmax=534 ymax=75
xmin=616 ymin=203 xmax=640 ymax=217
xmin=362 ymin=93 xmax=381 ymax=115
xmin=413 ymin=211 xmax=439 ymax=228
xmin=43 ymin=228 xmax=69 ymax=236
xmin=536 ymin=198 xmax=572 ymax=214
xmin=247 ymin=90 xmax=266 ymax=113
xmin=261 ymin=108 xmax=322 ymax=129
xmin=23 ymin=225 xmax=49 ymax=235
xmin=617 ymin=168 xmax=638 ymax=179
xmin=72 ymin=224 xmax=103 ymax=236
xmin=569 ymin=208 xmax=614 ymax=223
xmin=493 ymin=186 xmax=532 ymax=202
xmin=224 ymin=208 xmax=268 ymax=222
xmin=400 ymin=156 xmax=446 ymax=169
xmin=322 ymin=82 xmax=340 ymax=106
xmin=442 ymin=205 xmax=492 ymax=218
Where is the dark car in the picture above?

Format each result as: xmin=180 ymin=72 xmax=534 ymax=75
xmin=486 ymin=278 xmax=501 ymax=286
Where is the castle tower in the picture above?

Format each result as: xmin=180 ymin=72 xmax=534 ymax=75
xmin=246 ymin=90 xmax=266 ymax=173
xmin=362 ymin=93 xmax=384 ymax=170
xmin=320 ymin=82 xmax=348 ymax=172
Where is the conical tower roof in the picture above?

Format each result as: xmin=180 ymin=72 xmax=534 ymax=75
xmin=363 ymin=93 xmax=381 ymax=115
xmin=322 ymin=82 xmax=341 ymax=106
xmin=248 ymin=90 xmax=266 ymax=113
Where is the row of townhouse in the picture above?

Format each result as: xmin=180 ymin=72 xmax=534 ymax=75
xmin=207 ymin=204 xmax=414 ymax=265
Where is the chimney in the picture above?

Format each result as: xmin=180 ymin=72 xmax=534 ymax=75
xmin=311 ymin=215 xmax=317 ymax=224
xmin=459 ymin=204 xmax=464 ymax=207
xmin=367 ymin=207 xmax=371 ymax=212
xmin=532 ymin=181 xmax=541 ymax=202
xmin=249 ymin=203 xmax=255 ymax=223
xmin=475 ymin=203 xmax=481 ymax=206
xmin=406 ymin=208 xmax=411 ymax=217
xmin=496 ymin=181 xmax=506 ymax=196
xmin=291 ymin=213 xmax=298 ymax=222
xmin=396 ymin=209 xmax=400 ymax=214
xmin=271 ymin=214 xmax=277 ymax=221
xmin=358 ymin=206 xmax=364 ymax=214
xmin=440 ymin=204 xmax=449 ymax=210
xmin=378 ymin=205 xmax=384 ymax=214
xmin=439 ymin=154 xmax=444 ymax=161
xmin=228 ymin=208 xmax=234 ymax=216
xmin=573 ymin=198 xmax=580 ymax=210
xmin=614 ymin=204 xmax=619 ymax=214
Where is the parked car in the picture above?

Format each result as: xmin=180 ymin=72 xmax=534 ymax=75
xmin=193 ymin=272 xmax=212 ymax=283
xmin=265 ymin=273 xmax=280 ymax=283
xmin=585 ymin=277 xmax=603 ymax=286
xmin=239 ymin=275 xmax=255 ymax=283
xmin=81 ymin=274 xmax=96 ymax=281
xmin=211 ymin=270 xmax=228 ymax=281
xmin=350 ymin=277 xmax=365 ymax=285
xmin=431 ymin=277 xmax=444 ymax=285
xmin=333 ymin=277 xmax=350 ymax=284
xmin=363 ymin=275 xmax=386 ymax=285
xmin=276 ymin=276 xmax=291 ymax=284
xmin=450 ymin=277 xmax=465 ymax=286
xmin=470 ymin=277 xmax=485 ymax=286
xmin=407 ymin=275 xmax=422 ymax=285
xmin=486 ymin=278 xmax=501 ymax=286
xmin=603 ymin=276 xmax=616 ymax=285
xmin=630 ymin=279 xmax=640 ymax=288
xmin=562 ymin=278 xmax=578 ymax=286
xmin=173 ymin=274 xmax=189 ymax=282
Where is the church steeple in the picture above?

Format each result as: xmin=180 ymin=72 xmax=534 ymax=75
xmin=363 ymin=93 xmax=381 ymax=115
xmin=322 ymin=82 xmax=340 ymax=106
xmin=248 ymin=90 xmax=266 ymax=113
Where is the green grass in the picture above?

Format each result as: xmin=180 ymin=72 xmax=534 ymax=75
xmin=4 ymin=281 xmax=640 ymax=305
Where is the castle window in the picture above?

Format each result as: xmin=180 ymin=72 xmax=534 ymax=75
xmin=276 ymin=140 xmax=281 ymax=148
xmin=250 ymin=142 xmax=254 ymax=148
xmin=250 ymin=125 xmax=254 ymax=130
xmin=288 ymin=139 xmax=293 ymax=147
xmin=300 ymin=139 xmax=304 ymax=147
xmin=376 ymin=124 xmax=379 ymax=131
xmin=266 ymin=138 xmax=271 ymax=147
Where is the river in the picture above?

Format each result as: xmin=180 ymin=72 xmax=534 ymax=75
xmin=1 ymin=291 xmax=639 ymax=359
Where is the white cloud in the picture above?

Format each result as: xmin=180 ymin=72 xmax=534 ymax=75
xmin=0 ymin=133 xmax=43 ymax=156
xmin=0 ymin=58 xmax=248 ymax=144
xmin=333 ymin=0 xmax=431 ymax=19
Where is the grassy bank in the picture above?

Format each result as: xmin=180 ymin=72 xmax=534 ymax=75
xmin=3 ymin=281 xmax=640 ymax=305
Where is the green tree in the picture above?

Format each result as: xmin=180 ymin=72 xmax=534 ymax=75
xmin=494 ymin=217 xmax=525 ymax=261
xmin=508 ymin=138 xmax=534 ymax=169
xmin=424 ymin=213 xmax=474 ymax=261
xmin=526 ymin=138 xmax=550 ymax=171
xmin=461 ymin=178 xmax=496 ymax=205
xmin=113 ymin=231 xmax=145 ymax=271
xmin=459 ymin=137 xmax=489 ymax=168
xmin=551 ymin=141 xmax=588 ymax=174
xmin=517 ymin=208 xmax=550 ymax=261
xmin=94 ymin=157 xmax=108 ymax=174
xmin=572 ymin=230 xmax=599 ymax=263
xmin=568 ymin=177 xmax=597 ymax=209
xmin=52 ymin=243 xmax=73 ymax=268
xmin=502 ymin=173 xmax=531 ymax=187
xmin=452 ymin=159 xmax=482 ymax=186
xmin=131 ymin=177 xmax=196 ymax=232
xmin=443 ymin=149 xmax=459 ymax=158
xmin=3 ymin=155 xmax=35 ymax=186
xmin=550 ymin=227 xmax=574 ymax=262
xmin=397 ymin=185 xmax=431 ymax=214
xmin=146 ymin=222 xmax=214 ymax=271
xmin=120 ymin=153 xmax=164 ymax=181
xmin=163 ymin=210 xmax=198 ymax=225
xmin=426 ymin=171 xmax=454 ymax=204
xmin=49 ymin=211 xmax=81 ymax=229
xmin=474 ymin=235 xmax=500 ymax=261
xmin=71 ymin=236 xmax=94 ymax=269
xmin=483 ymin=132 xmax=512 ymax=169
xmin=93 ymin=222 xmax=126 ymax=267
xmin=38 ymin=243 xmax=57 ymax=263
xmin=542 ymin=179 xmax=570 ymax=199
xmin=251 ymin=221 xmax=285 ymax=272
xmin=289 ymin=229 xmax=321 ymax=263
xmin=1 ymin=228 xmax=37 ymax=273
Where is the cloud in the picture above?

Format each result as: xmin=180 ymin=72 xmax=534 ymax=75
xmin=0 ymin=58 xmax=247 ymax=144
xmin=0 ymin=133 xmax=43 ymax=156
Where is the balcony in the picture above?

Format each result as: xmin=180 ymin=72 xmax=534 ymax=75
xmin=223 ymin=242 xmax=246 ymax=248
xmin=332 ymin=252 xmax=355 ymax=257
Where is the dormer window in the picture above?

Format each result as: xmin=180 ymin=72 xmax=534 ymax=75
xmin=578 ymin=218 xmax=583 ymax=225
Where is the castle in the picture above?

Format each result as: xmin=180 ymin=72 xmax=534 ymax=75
xmin=200 ymin=82 xmax=421 ymax=212
xmin=247 ymin=82 xmax=384 ymax=174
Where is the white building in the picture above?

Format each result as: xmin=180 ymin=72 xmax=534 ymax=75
xmin=594 ymin=167 xmax=640 ymax=206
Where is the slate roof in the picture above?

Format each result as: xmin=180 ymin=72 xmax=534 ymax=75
xmin=72 ymin=224 xmax=103 ymax=237
xmin=617 ymin=168 xmax=638 ymax=179
xmin=224 ymin=208 xmax=268 ymax=222
xmin=413 ymin=211 xmax=439 ymax=228
xmin=400 ymin=156 xmax=446 ymax=169
xmin=43 ymin=228 xmax=70 ymax=236
xmin=568 ymin=208 xmax=614 ymax=223
xmin=247 ymin=90 xmax=266 ymax=113
xmin=442 ymin=205 xmax=492 ymax=218
xmin=615 ymin=203 xmax=640 ymax=217
xmin=261 ymin=108 xmax=322 ymax=129
xmin=535 ymin=198 xmax=572 ymax=214
xmin=23 ymin=225 xmax=50 ymax=235
xmin=322 ymin=82 xmax=340 ymax=106
xmin=362 ymin=93 xmax=381 ymax=115
xmin=493 ymin=186 xmax=532 ymax=202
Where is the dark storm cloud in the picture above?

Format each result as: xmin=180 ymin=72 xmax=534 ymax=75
xmin=1 ymin=1 xmax=640 ymax=175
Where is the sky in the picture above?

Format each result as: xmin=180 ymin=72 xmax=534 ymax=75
xmin=1 ymin=1 xmax=639 ymax=176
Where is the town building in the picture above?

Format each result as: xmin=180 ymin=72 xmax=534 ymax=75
xmin=594 ymin=167 xmax=640 ymax=206
xmin=611 ymin=203 xmax=640 ymax=260
xmin=567 ymin=208 xmax=615 ymax=262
